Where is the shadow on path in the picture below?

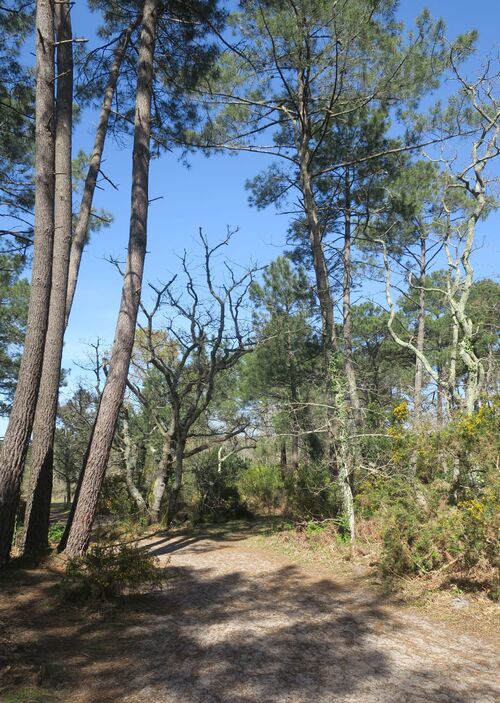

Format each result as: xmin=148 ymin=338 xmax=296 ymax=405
xmin=0 ymin=526 xmax=498 ymax=703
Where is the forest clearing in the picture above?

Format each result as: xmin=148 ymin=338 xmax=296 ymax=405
xmin=0 ymin=0 xmax=499 ymax=700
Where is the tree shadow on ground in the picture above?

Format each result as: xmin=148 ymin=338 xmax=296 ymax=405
xmin=0 ymin=534 xmax=498 ymax=703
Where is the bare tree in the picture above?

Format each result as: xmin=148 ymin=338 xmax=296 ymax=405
xmin=122 ymin=232 xmax=254 ymax=524
xmin=443 ymin=59 xmax=499 ymax=413
xmin=0 ymin=0 xmax=55 ymax=567
xmin=381 ymin=60 xmax=499 ymax=418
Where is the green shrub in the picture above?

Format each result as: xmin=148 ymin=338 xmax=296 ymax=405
xmin=98 ymin=475 xmax=135 ymax=519
xmin=48 ymin=521 xmax=65 ymax=545
xmin=379 ymin=499 xmax=464 ymax=576
xmin=458 ymin=480 xmax=500 ymax=569
xmin=190 ymin=450 xmax=252 ymax=523
xmin=304 ymin=519 xmax=327 ymax=536
xmin=237 ymin=464 xmax=283 ymax=511
xmin=283 ymin=462 xmax=339 ymax=520
xmin=61 ymin=543 xmax=165 ymax=601
xmin=377 ymin=478 xmax=499 ymax=582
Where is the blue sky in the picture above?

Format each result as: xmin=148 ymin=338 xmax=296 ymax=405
xmin=58 ymin=0 xmax=500 ymax=392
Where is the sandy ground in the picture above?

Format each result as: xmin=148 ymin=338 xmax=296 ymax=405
xmin=0 ymin=524 xmax=499 ymax=702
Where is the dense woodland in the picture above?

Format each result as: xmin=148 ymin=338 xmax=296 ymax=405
xmin=0 ymin=0 xmax=498 ymax=597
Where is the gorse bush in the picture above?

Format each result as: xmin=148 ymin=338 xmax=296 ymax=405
xmin=376 ymin=477 xmax=499 ymax=587
xmin=61 ymin=543 xmax=165 ymax=601
xmin=379 ymin=494 xmax=463 ymax=577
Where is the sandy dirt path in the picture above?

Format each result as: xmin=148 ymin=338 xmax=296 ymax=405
xmin=1 ymin=525 xmax=499 ymax=702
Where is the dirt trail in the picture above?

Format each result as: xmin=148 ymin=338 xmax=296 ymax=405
xmin=1 ymin=525 xmax=499 ymax=702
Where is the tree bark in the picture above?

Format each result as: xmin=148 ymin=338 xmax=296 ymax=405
xmin=436 ymin=366 xmax=444 ymax=427
xmin=343 ymin=169 xmax=362 ymax=427
xmin=285 ymin=310 xmax=300 ymax=471
xmin=64 ymin=17 xmax=140 ymax=326
xmin=63 ymin=0 xmax=159 ymax=557
xmin=280 ymin=441 xmax=287 ymax=472
xmin=22 ymin=0 xmax=73 ymax=555
xmin=295 ymin=67 xmax=354 ymax=538
xmin=65 ymin=475 xmax=72 ymax=509
xmin=149 ymin=432 xmax=174 ymax=524
xmin=121 ymin=411 xmax=148 ymax=515
xmin=166 ymin=440 xmax=185 ymax=527
xmin=0 ymin=0 xmax=55 ymax=567
xmin=413 ymin=233 xmax=426 ymax=423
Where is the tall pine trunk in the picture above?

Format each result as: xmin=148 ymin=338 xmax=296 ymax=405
xmin=342 ymin=169 xmax=362 ymax=427
xmin=0 ymin=0 xmax=55 ymax=567
xmin=63 ymin=0 xmax=158 ymax=557
xmin=22 ymin=1 xmax=73 ymax=554
xmin=296 ymin=69 xmax=354 ymax=538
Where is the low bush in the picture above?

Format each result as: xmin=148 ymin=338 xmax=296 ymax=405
xmin=237 ymin=464 xmax=283 ymax=511
xmin=284 ymin=462 xmax=339 ymax=520
xmin=376 ymin=478 xmax=499 ymax=595
xmin=61 ymin=543 xmax=165 ymax=601
xmin=98 ymin=475 xmax=135 ymax=519
xmin=47 ymin=521 xmax=65 ymax=545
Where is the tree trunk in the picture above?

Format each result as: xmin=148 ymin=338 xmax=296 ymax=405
xmin=0 ymin=0 xmax=55 ymax=567
xmin=121 ymin=411 xmax=148 ymax=515
xmin=448 ymin=315 xmax=459 ymax=411
xmin=63 ymin=0 xmax=159 ymax=557
xmin=64 ymin=17 xmax=140 ymax=326
xmin=290 ymin=434 xmax=299 ymax=471
xmin=413 ymin=234 xmax=426 ymax=423
xmin=436 ymin=366 xmax=444 ymax=427
xmin=22 ymin=1 xmax=73 ymax=555
xmin=166 ymin=441 xmax=185 ymax=527
xmin=285 ymin=312 xmax=300 ymax=471
xmin=65 ymin=476 xmax=72 ymax=509
xmin=280 ymin=440 xmax=287 ymax=475
xmin=149 ymin=433 xmax=174 ymax=524
xmin=295 ymin=68 xmax=354 ymax=538
xmin=343 ymin=169 xmax=362 ymax=427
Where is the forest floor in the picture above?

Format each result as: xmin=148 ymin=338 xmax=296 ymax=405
xmin=0 ymin=519 xmax=499 ymax=703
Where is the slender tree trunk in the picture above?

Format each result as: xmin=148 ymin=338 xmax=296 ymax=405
xmin=64 ymin=17 xmax=140 ymax=326
xmin=65 ymin=475 xmax=72 ymax=509
xmin=121 ymin=411 xmax=148 ymax=515
xmin=300 ymin=164 xmax=337 ymax=358
xmin=149 ymin=433 xmax=174 ymax=524
xmin=413 ymin=234 xmax=426 ymax=423
xmin=63 ymin=0 xmax=159 ymax=557
xmin=166 ymin=440 xmax=185 ymax=527
xmin=436 ymin=366 xmax=444 ymax=427
xmin=0 ymin=0 xmax=55 ymax=567
xmin=280 ymin=440 xmax=287 ymax=475
xmin=285 ymin=313 xmax=300 ymax=471
xmin=22 ymin=1 xmax=73 ymax=555
xmin=290 ymin=433 xmax=299 ymax=471
xmin=295 ymin=69 xmax=354 ymax=538
xmin=342 ymin=169 xmax=362 ymax=427
xmin=448 ymin=315 xmax=459 ymax=411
